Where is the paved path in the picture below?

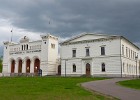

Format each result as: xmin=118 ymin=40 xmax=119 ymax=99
xmin=81 ymin=78 xmax=140 ymax=100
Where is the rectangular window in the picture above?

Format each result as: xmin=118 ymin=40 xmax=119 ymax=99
xmin=122 ymin=45 xmax=124 ymax=55
xmin=123 ymin=63 xmax=125 ymax=72
xmin=133 ymin=51 xmax=135 ymax=59
xmin=129 ymin=49 xmax=130 ymax=58
xmin=134 ymin=52 xmax=136 ymax=59
xmin=51 ymin=43 xmax=55 ymax=49
xmin=86 ymin=48 xmax=90 ymax=56
xmin=101 ymin=47 xmax=105 ymax=55
xmin=72 ymin=49 xmax=76 ymax=57
xmin=131 ymin=50 xmax=132 ymax=58
xmin=126 ymin=47 xmax=128 ymax=57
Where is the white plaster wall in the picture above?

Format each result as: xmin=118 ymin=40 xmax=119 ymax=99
xmin=61 ymin=38 xmax=122 ymax=77
xmin=61 ymin=38 xmax=120 ymax=59
xmin=61 ymin=59 xmax=82 ymax=76
xmin=48 ymin=38 xmax=58 ymax=62
xmin=2 ymin=34 xmax=59 ymax=76
xmin=121 ymin=38 xmax=139 ymax=77
xmin=92 ymin=57 xmax=121 ymax=77
xmin=70 ymin=34 xmax=109 ymax=42
xmin=2 ymin=44 xmax=9 ymax=74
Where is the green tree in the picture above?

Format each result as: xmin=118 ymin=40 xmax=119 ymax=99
xmin=0 ymin=59 xmax=2 ymax=73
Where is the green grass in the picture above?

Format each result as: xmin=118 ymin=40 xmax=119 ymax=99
xmin=0 ymin=77 xmax=115 ymax=100
xmin=118 ymin=79 xmax=140 ymax=90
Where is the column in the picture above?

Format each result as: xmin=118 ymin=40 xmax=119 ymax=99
xmin=8 ymin=61 xmax=11 ymax=73
xmin=7 ymin=63 xmax=11 ymax=76
xmin=14 ymin=60 xmax=18 ymax=73
xmin=22 ymin=60 xmax=26 ymax=73
xmin=81 ymin=61 xmax=85 ymax=75
xmin=30 ymin=59 xmax=34 ymax=73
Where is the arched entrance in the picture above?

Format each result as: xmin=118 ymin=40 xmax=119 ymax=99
xmin=26 ymin=59 xmax=30 ymax=73
xmin=86 ymin=63 xmax=91 ymax=76
xmin=18 ymin=59 xmax=22 ymax=73
xmin=58 ymin=65 xmax=61 ymax=75
xmin=34 ymin=58 xmax=40 ymax=73
xmin=11 ymin=60 xmax=15 ymax=73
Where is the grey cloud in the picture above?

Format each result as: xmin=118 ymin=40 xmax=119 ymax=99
xmin=0 ymin=0 xmax=140 ymax=42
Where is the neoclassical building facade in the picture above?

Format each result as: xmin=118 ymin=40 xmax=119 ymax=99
xmin=60 ymin=33 xmax=140 ymax=77
xmin=2 ymin=34 xmax=59 ymax=76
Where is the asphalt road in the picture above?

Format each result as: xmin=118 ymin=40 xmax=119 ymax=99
xmin=81 ymin=78 xmax=140 ymax=100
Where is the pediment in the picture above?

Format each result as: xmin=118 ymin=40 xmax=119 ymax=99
xmin=62 ymin=33 xmax=116 ymax=44
xmin=70 ymin=34 xmax=108 ymax=42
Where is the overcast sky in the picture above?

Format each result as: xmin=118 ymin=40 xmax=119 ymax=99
xmin=0 ymin=0 xmax=140 ymax=55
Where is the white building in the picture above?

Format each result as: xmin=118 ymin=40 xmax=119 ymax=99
xmin=60 ymin=33 xmax=140 ymax=77
xmin=2 ymin=34 xmax=59 ymax=76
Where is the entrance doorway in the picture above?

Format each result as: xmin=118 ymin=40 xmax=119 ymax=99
xmin=58 ymin=65 xmax=61 ymax=75
xmin=18 ymin=59 xmax=22 ymax=73
xmin=86 ymin=63 xmax=91 ymax=76
xmin=26 ymin=59 xmax=30 ymax=73
xmin=34 ymin=58 xmax=40 ymax=74
xmin=11 ymin=60 xmax=15 ymax=73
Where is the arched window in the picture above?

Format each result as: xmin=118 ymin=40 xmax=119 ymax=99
xmin=27 ymin=44 xmax=28 ymax=50
xmin=129 ymin=65 xmax=131 ymax=74
xmin=102 ymin=63 xmax=105 ymax=72
xmin=73 ymin=64 xmax=76 ymax=72
xmin=127 ymin=64 xmax=129 ymax=73
xmin=22 ymin=45 xmax=23 ymax=50
xmin=26 ymin=59 xmax=31 ymax=73
xmin=34 ymin=58 xmax=40 ymax=73
xmin=123 ymin=63 xmax=125 ymax=72
xmin=132 ymin=66 xmax=134 ymax=74
xmin=11 ymin=60 xmax=15 ymax=73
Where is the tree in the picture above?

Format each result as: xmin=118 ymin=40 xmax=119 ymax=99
xmin=0 ymin=59 xmax=2 ymax=73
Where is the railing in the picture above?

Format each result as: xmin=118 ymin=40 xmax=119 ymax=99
xmin=9 ymin=49 xmax=41 ymax=55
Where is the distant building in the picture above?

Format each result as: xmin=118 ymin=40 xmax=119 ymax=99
xmin=2 ymin=34 xmax=59 ymax=76
xmin=60 ymin=33 xmax=140 ymax=77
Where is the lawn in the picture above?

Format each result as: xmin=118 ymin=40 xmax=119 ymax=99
xmin=118 ymin=79 xmax=140 ymax=90
xmin=0 ymin=77 xmax=115 ymax=100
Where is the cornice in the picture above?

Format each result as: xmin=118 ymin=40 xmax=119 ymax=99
xmin=61 ymin=37 xmax=120 ymax=46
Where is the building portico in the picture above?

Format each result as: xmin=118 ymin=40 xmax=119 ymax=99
xmin=3 ymin=34 xmax=59 ymax=76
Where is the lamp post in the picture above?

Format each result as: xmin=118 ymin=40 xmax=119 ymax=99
xmin=65 ymin=59 xmax=68 ymax=77
xmin=135 ymin=56 xmax=138 ymax=78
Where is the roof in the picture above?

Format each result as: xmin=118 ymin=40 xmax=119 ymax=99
xmin=60 ymin=32 xmax=140 ymax=50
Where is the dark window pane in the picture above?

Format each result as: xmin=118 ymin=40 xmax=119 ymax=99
xmin=102 ymin=63 xmax=105 ymax=72
xmin=86 ymin=48 xmax=90 ymax=56
xmin=72 ymin=50 xmax=76 ymax=57
xmin=27 ymin=45 xmax=28 ymax=50
xmin=22 ymin=45 xmax=23 ymax=50
xmin=101 ymin=47 xmax=105 ymax=55
xmin=73 ymin=64 xmax=76 ymax=72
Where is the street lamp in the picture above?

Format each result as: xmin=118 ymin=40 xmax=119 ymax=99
xmin=135 ymin=56 xmax=138 ymax=78
xmin=65 ymin=59 xmax=68 ymax=77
